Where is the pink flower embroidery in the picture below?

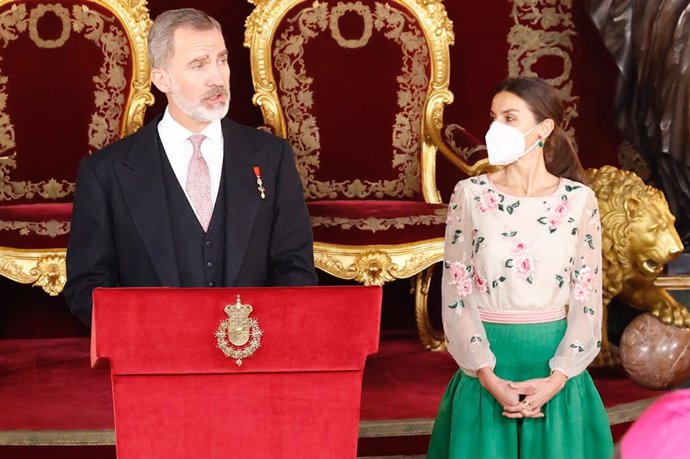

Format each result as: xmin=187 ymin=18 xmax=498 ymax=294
xmin=512 ymin=240 xmax=528 ymax=255
xmin=483 ymin=191 xmax=499 ymax=210
xmin=547 ymin=216 xmax=562 ymax=228
xmin=514 ymin=255 xmax=535 ymax=280
xmin=458 ymin=278 xmax=473 ymax=297
xmin=573 ymin=284 xmax=590 ymax=302
xmin=449 ymin=261 xmax=469 ymax=284
xmin=474 ymin=269 xmax=489 ymax=294
xmin=475 ymin=190 xmax=498 ymax=214
xmin=578 ymin=266 xmax=595 ymax=287
xmin=552 ymin=200 xmax=571 ymax=217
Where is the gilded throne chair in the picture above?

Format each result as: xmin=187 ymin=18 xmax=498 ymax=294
xmin=0 ymin=0 xmax=152 ymax=295
xmin=245 ymin=0 xmax=488 ymax=349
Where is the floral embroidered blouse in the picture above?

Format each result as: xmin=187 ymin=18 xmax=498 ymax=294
xmin=442 ymin=174 xmax=603 ymax=379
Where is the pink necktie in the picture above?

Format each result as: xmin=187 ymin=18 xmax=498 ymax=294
xmin=186 ymin=134 xmax=212 ymax=232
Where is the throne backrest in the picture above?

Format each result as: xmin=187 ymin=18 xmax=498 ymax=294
xmin=0 ymin=0 xmax=151 ymax=205
xmin=246 ymin=0 xmax=455 ymax=202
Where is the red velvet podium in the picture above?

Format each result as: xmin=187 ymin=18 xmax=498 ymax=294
xmin=91 ymin=286 xmax=382 ymax=459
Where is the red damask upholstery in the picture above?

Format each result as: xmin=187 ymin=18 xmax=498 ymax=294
xmin=0 ymin=0 xmax=150 ymax=293
xmin=271 ymin=1 xmax=431 ymax=202
xmin=308 ymin=201 xmax=447 ymax=245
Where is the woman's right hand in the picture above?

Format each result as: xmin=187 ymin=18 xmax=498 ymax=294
xmin=477 ymin=368 xmax=542 ymax=418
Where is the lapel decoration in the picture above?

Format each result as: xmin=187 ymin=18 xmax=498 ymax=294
xmin=253 ymin=165 xmax=266 ymax=199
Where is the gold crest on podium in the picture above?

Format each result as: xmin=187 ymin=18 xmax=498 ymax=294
xmin=215 ymin=295 xmax=263 ymax=366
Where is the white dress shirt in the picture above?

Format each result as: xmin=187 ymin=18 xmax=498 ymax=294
xmin=157 ymin=108 xmax=224 ymax=209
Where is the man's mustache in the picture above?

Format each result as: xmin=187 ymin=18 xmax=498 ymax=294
xmin=203 ymin=86 xmax=228 ymax=100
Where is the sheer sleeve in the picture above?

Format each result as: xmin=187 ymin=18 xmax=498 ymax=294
xmin=442 ymin=182 xmax=496 ymax=376
xmin=549 ymin=188 xmax=603 ymax=378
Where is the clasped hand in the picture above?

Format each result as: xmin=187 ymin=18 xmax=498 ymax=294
xmin=477 ymin=368 xmax=568 ymax=419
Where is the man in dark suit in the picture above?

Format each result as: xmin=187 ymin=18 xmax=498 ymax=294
xmin=65 ymin=8 xmax=317 ymax=326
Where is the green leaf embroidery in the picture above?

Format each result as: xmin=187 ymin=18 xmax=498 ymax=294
xmin=569 ymin=343 xmax=585 ymax=352
xmin=565 ymin=185 xmax=581 ymax=192
xmin=548 ymin=227 xmax=556 ymax=234
xmin=500 ymin=231 xmax=518 ymax=237
xmin=448 ymin=300 xmax=464 ymax=309
xmin=571 ymin=227 xmax=578 ymax=235
xmin=505 ymin=259 xmax=514 ymax=268
xmin=537 ymin=217 xmax=547 ymax=225
xmin=556 ymin=274 xmax=564 ymax=288
xmin=527 ymin=275 xmax=533 ymax=284
xmin=491 ymin=276 xmax=507 ymax=289
xmin=451 ymin=229 xmax=463 ymax=244
xmin=444 ymin=261 xmax=451 ymax=269
xmin=583 ymin=306 xmax=595 ymax=315
xmin=585 ymin=234 xmax=595 ymax=250
xmin=474 ymin=236 xmax=485 ymax=253
xmin=470 ymin=336 xmax=483 ymax=344
xmin=498 ymin=204 xmax=504 ymax=211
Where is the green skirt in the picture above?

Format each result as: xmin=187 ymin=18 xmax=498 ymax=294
xmin=427 ymin=320 xmax=613 ymax=459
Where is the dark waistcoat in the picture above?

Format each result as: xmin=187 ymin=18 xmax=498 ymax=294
xmin=159 ymin=142 xmax=226 ymax=287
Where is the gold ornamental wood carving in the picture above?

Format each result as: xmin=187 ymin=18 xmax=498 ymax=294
xmin=314 ymin=240 xmax=444 ymax=285
xmin=0 ymin=0 xmax=153 ymax=203
xmin=587 ymin=166 xmax=687 ymax=367
xmin=245 ymin=0 xmax=455 ymax=203
xmin=215 ymin=295 xmax=263 ymax=366
xmin=0 ymin=249 xmax=66 ymax=295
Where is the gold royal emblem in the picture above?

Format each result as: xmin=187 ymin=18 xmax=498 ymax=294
xmin=215 ymin=295 xmax=263 ymax=366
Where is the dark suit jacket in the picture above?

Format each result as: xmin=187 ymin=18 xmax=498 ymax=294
xmin=65 ymin=115 xmax=317 ymax=325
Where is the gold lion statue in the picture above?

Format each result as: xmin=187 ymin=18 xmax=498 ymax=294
xmin=587 ymin=166 xmax=688 ymax=367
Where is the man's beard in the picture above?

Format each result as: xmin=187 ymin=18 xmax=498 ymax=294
xmin=169 ymin=80 xmax=230 ymax=122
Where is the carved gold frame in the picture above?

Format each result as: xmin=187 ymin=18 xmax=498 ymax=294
xmin=246 ymin=0 xmax=475 ymax=349
xmin=0 ymin=0 xmax=153 ymax=295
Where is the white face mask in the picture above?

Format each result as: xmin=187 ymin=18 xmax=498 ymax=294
xmin=485 ymin=121 xmax=541 ymax=165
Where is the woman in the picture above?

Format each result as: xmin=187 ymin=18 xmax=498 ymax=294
xmin=428 ymin=77 xmax=614 ymax=458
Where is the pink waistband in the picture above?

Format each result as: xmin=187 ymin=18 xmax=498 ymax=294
xmin=479 ymin=306 xmax=567 ymax=324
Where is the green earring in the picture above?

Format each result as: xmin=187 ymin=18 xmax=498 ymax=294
xmin=538 ymin=139 xmax=544 ymax=147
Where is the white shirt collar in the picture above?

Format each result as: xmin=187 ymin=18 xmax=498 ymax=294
xmin=158 ymin=107 xmax=223 ymax=148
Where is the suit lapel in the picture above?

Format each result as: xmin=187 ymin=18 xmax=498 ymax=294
xmin=114 ymin=116 xmax=181 ymax=287
xmin=222 ymin=119 xmax=264 ymax=285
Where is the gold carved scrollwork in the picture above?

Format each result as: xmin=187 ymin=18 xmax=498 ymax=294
xmin=246 ymin=0 xmax=455 ymax=203
xmin=507 ymin=0 xmax=578 ymax=138
xmin=30 ymin=255 xmax=67 ymax=295
xmin=352 ymin=251 xmax=397 ymax=285
xmin=0 ymin=248 xmax=66 ymax=295
xmin=310 ymin=207 xmax=446 ymax=232
xmin=313 ymin=239 xmax=444 ymax=285
xmin=0 ymin=0 xmax=152 ymax=203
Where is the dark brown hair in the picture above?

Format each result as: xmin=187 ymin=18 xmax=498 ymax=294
xmin=494 ymin=77 xmax=587 ymax=184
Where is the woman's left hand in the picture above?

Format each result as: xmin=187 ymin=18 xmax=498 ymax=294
xmin=503 ymin=371 xmax=568 ymax=418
